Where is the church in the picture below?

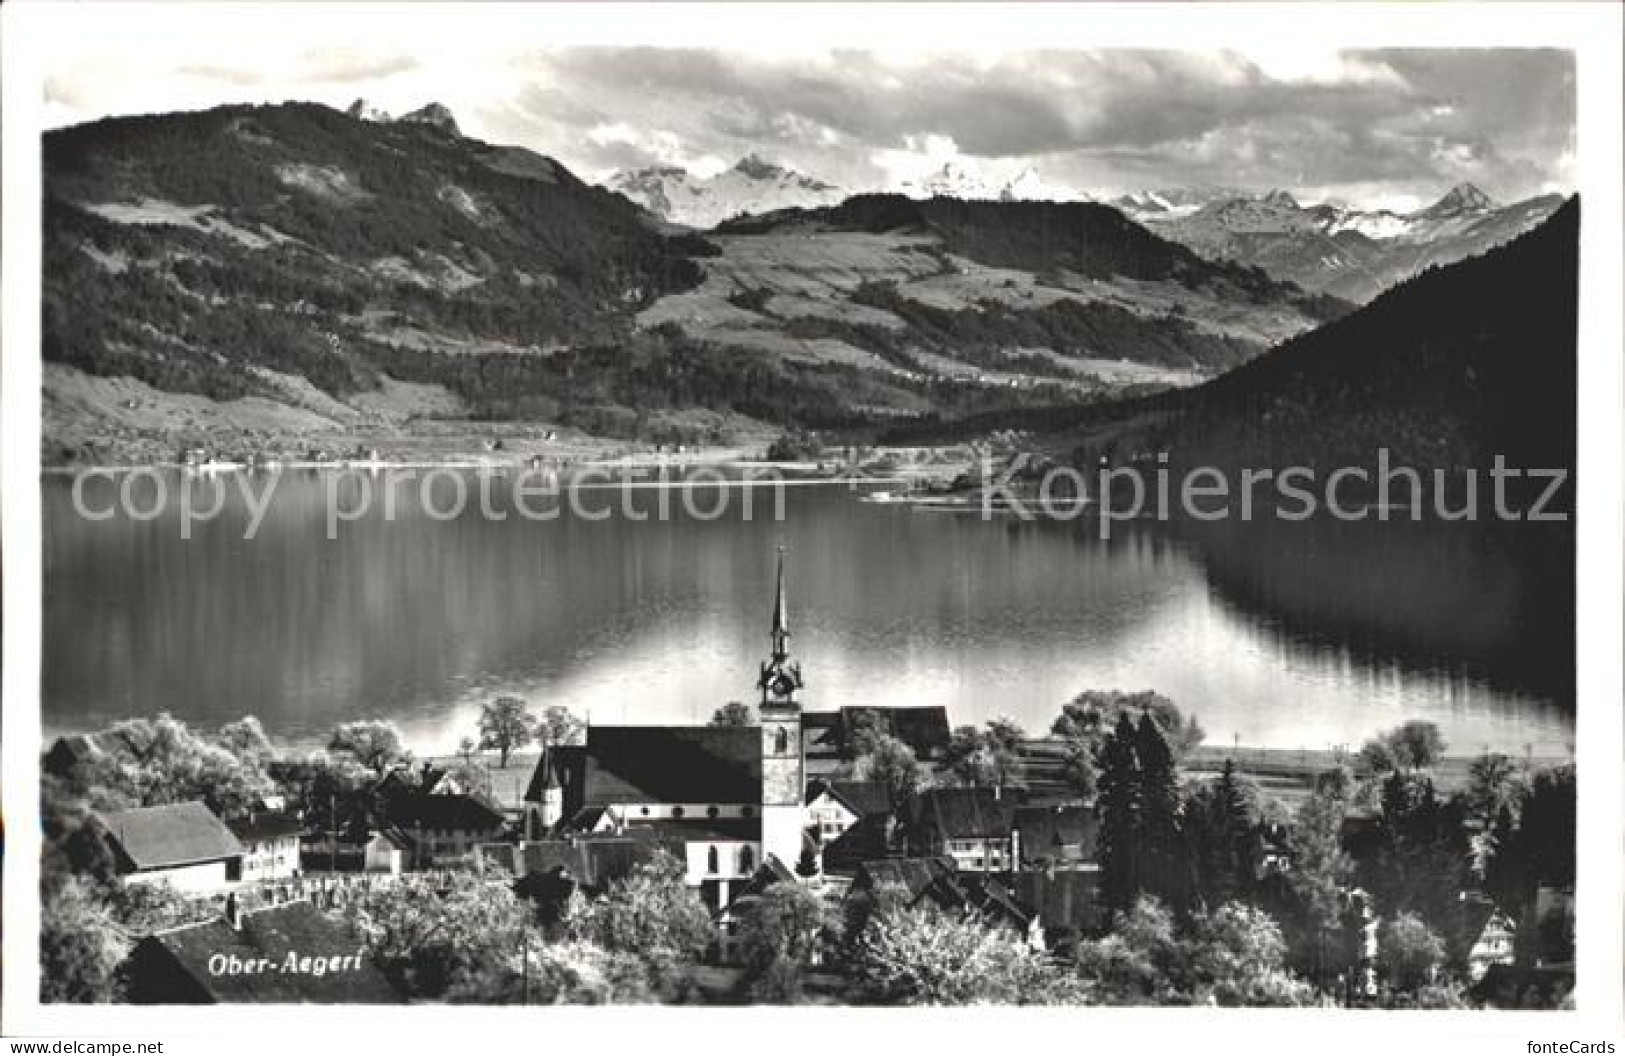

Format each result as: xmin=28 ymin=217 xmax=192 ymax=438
xmin=526 ymin=549 xmax=811 ymax=911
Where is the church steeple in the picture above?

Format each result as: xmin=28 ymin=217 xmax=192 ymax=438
xmin=758 ymin=546 xmax=803 ymax=709
xmin=770 ymin=546 xmax=790 ymax=661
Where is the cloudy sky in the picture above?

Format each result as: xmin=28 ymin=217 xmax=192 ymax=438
xmin=42 ymin=34 xmax=1574 ymax=211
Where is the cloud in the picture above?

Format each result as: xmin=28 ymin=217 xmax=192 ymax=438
xmin=42 ymin=42 xmax=1575 ymax=206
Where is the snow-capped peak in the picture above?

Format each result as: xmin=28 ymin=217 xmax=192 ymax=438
xmin=1414 ymin=183 xmax=1496 ymax=218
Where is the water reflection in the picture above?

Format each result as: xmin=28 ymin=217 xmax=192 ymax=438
xmin=42 ymin=470 xmax=1573 ymax=755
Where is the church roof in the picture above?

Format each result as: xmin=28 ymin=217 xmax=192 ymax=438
xmin=581 ymin=726 xmax=761 ymax=805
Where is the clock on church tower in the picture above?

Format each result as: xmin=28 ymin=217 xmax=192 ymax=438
xmin=758 ymin=548 xmax=805 ymax=868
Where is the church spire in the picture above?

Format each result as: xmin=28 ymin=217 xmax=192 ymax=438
xmin=770 ymin=545 xmax=790 ymax=661
xmin=758 ymin=545 xmax=803 ymax=708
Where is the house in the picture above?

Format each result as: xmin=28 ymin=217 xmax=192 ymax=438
xmin=43 ymin=733 xmax=106 ymax=778
xmin=846 ymin=856 xmax=1041 ymax=947
xmin=804 ymin=779 xmax=890 ymax=844
xmin=385 ymin=793 xmax=506 ymax=867
xmin=226 ymin=813 xmax=303 ymax=885
xmin=820 ymin=813 xmax=899 ymax=877
xmin=423 ymin=750 xmax=542 ymax=829
xmin=908 ymin=786 xmax=1019 ymax=872
xmin=363 ymin=829 xmax=410 ymax=875
xmin=124 ymin=900 xmax=400 ymax=1003
xmin=97 ymin=802 xmax=244 ymax=894
xmin=1011 ymin=804 xmax=1098 ymax=871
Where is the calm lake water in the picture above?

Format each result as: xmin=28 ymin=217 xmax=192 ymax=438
xmin=42 ymin=468 xmax=1575 ymax=756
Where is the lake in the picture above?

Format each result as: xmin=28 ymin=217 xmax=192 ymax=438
xmin=42 ymin=467 xmax=1575 ymax=757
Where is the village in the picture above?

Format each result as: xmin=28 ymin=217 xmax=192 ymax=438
xmin=40 ymin=554 xmax=1576 ymax=1007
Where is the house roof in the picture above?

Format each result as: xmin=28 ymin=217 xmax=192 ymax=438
xmin=44 ymin=733 xmax=106 ymax=774
xmin=385 ymin=793 xmax=506 ymax=832
xmin=914 ymin=787 xmax=1018 ymax=840
xmin=1013 ymin=804 xmax=1099 ymax=862
xmin=424 ymin=752 xmax=540 ymax=811
xmin=820 ymin=814 xmax=893 ymax=876
xmin=98 ymin=802 xmax=243 ymax=871
xmin=581 ymin=726 xmax=760 ymax=805
xmin=127 ymin=901 xmax=400 ymax=1004
xmin=806 ymin=779 xmax=891 ymax=817
xmin=852 ymin=856 xmax=1036 ymax=932
xmin=523 ymin=744 xmax=587 ymax=804
xmin=227 ymin=813 xmax=303 ymax=844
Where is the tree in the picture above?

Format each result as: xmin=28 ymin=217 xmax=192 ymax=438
xmin=478 ymin=697 xmax=539 ymax=769
xmin=537 ymin=705 xmax=586 ymax=748
xmin=1073 ymin=896 xmax=1183 ymax=1003
xmin=328 ymin=719 xmax=410 ymax=775
xmin=1361 ymin=720 xmax=1446 ymax=775
xmin=1272 ymin=786 xmax=1357 ymax=988
xmin=1053 ymin=689 xmax=1204 ymax=761
xmin=943 ymin=719 xmax=1024 ymax=789
xmin=1358 ymin=772 xmax=1471 ymax=937
xmin=568 ymin=851 xmax=712 ymax=999
xmin=40 ymin=873 xmax=201 ymax=1003
xmin=736 ymin=883 xmax=836 ymax=1002
xmin=1484 ymin=765 xmax=1575 ymax=967
xmin=1095 ymin=712 xmax=1143 ymax=913
xmin=709 ymin=701 xmax=756 ymax=727
xmin=852 ymin=732 xmax=925 ymax=816
xmin=346 ymin=872 xmax=531 ymax=1000
xmin=1185 ymin=903 xmax=1314 ymax=1007
xmin=1375 ymin=912 xmax=1446 ymax=993
xmin=853 ymin=903 xmax=1081 ymax=1004
xmin=1135 ymin=712 xmax=1187 ymax=910
xmin=59 ymin=714 xmax=277 ymax=818
xmin=1185 ymin=760 xmax=1261 ymax=909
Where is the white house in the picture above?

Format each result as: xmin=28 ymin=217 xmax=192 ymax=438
xmin=226 ymin=813 xmax=302 ymax=884
xmin=98 ymin=802 xmax=244 ymax=895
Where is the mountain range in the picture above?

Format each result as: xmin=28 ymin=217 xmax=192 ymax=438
xmin=604 ymin=152 xmax=1562 ymax=306
xmin=37 ymin=98 xmax=1575 ymax=472
xmin=1058 ymin=197 xmax=1578 ymax=478
xmin=1135 ymin=183 xmax=1565 ymax=303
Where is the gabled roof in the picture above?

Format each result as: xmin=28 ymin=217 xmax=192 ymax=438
xmin=98 ymin=802 xmax=243 ymax=872
xmin=423 ymin=752 xmax=540 ymax=811
xmin=806 ymin=778 xmax=891 ymax=817
xmin=582 ymin=726 xmax=760 ymax=805
xmin=227 ymin=813 xmax=303 ymax=844
xmin=385 ymin=793 xmax=505 ymax=832
xmin=820 ymin=814 xmax=893 ymax=876
xmin=852 ymin=856 xmax=1036 ymax=932
xmin=44 ymin=733 xmax=106 ymax=775
xmin=914 ymin=787 xmax=1018 ymax=840
xmin=126 ymin=901 xmax=400 ymax=1004
xmin=524 ymin=744 xmax=587 ymax=804
xmin=1013 ymin=804 xmax=1099 ymax=862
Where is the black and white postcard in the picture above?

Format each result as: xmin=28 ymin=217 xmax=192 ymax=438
xmin=3 ymin=3 xmax=1621 ymax=1052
